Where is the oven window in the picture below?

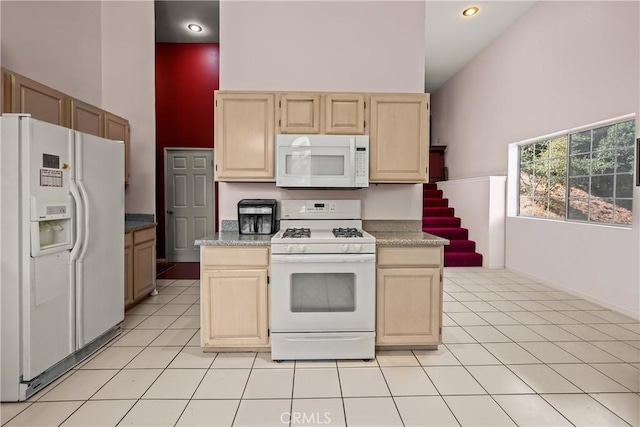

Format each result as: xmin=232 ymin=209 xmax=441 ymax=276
xmin=290 ymin=273 xmax=355 ymax=312
xmin=285 ymin=154 xmax=345 ymax=176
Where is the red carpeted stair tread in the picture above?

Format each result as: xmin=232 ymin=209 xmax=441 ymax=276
xmin=445 ymin=240 xmax=476 ymax=253
xmin=423 ymin=189 xmax=443 ymax=198
xmin=423 ymin=198 xmax=449 ymax=207
xmin=445 ymin=252 xmax=483 ymax=267
xmin=423 ymin=207 xmax=455 ymax=217
xmin=423 ymin=227 xmax=469 ymax=240
xmin=423 ymin=183 xmax=438 ymax=190
xmin=422 ymin=217 xmax=461 ymax=228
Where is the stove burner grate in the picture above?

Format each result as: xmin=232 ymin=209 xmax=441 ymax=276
xmin=282 ymin=228 xmax=311 ymax=238
xmin=332 ymin=227 xmax=364 ymax=238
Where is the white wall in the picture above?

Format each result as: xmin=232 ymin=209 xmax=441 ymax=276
xmin=101 ymin=0 xmax=156 ymax=214
xmin=1 ymin=1 xmax=103 ymax=106
xmin=218 ymin=183 xmax=423 ymax=222
xmin=0 ymin=0 xmax=156 ymax=215
xmin=220 ymin=1 xmax=425 ymax=93
xmin=438 ymin=177 xmax=506 ymax=268
xmin=219 ymin=1 xmax=426 ymax=223
xmin=431 ymin=1 xmax=640 ymax=318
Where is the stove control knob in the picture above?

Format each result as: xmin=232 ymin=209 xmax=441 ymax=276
xmin=354 ymin=244 xmax=362 ymax=252
xmin=341 ymin=244 xmax=349 ymax=253
xmin=297 ymin=245 xmax=307 ymax=253
xmin=285 ymin=245 xmax=293 ymax=253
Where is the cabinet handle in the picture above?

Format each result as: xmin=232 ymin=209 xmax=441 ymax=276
xmin=167 ymin=210 xmax=174 ymax=214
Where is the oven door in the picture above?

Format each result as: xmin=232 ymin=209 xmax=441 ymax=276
xmin=270 ymin=253 xmax=375 ymax=332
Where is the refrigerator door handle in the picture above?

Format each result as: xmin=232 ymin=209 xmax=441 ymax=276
xmin=69 ymin=181 xmax=84 ymax=263
xmin=77 ymin=180 xmax=90 ymax=262
xmin=75 ymin=179 xmax=90 ymax=346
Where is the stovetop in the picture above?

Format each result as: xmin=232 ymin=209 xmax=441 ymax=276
xmin=271 ymin=226 xmax=376 ymax=254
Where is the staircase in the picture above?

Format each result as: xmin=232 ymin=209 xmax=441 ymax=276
xmin=422 ymin=183 xmax=483 ymax=267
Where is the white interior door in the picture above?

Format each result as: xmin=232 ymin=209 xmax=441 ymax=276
xmin=165 ymin=149 xmax=214 ymax=262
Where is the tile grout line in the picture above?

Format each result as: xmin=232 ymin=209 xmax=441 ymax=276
xmin=229 ymin=352 xmax=257 ymax=427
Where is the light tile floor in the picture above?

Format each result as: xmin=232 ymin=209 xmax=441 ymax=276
xmin=2 ymin=268 xmax=640 ymax=426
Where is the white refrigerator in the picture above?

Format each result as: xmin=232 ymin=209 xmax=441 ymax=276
xmin=1 ymin=115 xmax=125 ymax=401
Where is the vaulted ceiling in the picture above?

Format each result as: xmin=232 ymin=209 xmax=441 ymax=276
xmin=154 ymin=1 xmax=536 ymax=92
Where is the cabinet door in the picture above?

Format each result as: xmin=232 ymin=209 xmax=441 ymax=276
xmin=124 ymin=234 xmax=134 ymax=307
xmin=369 ymin=94 xmax=429 ymax=182
xmin=201 ymin=269 xmax=269 ymax=347
xmin=133 ymin=238 xmax=155 ymax=300
xmin=7 ymin=71 xmax=69 ymax=126
xmin=278 ymin=93 xmax=320 ymax=134
xmin=376 ymin=267 xmax=441 ymax=345
xmin=215 ymin=92 xmax=275 ymax=181
xmin=70 ymin=98 xmax=104 ymax=137
xmin=104 ymin=112 xmax=130 ymax=185
xmin=324 ymin=94 xmax=366 ymax=134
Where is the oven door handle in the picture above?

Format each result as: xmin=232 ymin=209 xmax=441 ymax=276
xmin=271 ymin=254 xmax=375 ymax=263
xmin=282 ymin=335 xmax=367 ymax=342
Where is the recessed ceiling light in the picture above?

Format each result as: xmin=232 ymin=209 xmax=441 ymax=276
xmin=462 ymin=6 xmax=479 ymax=17
xmin=187 ymin=23 xmax=203 ymax=33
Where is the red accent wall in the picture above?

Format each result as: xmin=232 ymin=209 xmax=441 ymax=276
xmin=155 ymin=43 xmax=220 ymax=258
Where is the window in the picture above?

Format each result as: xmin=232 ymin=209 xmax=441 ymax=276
xmin=518 ymin=119 xmax=635 ymax=225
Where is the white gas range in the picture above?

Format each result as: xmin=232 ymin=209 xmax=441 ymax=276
xmin=270 ymin=200 xmax=376 ymax=361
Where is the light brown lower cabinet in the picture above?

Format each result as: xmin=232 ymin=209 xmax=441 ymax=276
xmin=124 ymin=232 xmax=134 ymax=307
xmin=200 ymin=246 xmax=270 ymax=349
xmin=376 ymin=246 xmax=443 ymax=346
xmin=125 ymin=227 xmax=156 ymax=308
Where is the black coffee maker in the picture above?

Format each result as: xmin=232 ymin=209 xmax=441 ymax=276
xmin=237 ymin=199 xmax=277 ymax=235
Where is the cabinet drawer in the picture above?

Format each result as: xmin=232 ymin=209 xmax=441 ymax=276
xmin=202 ymin=246 xmax=269 ymax=269
xmin=133 ymin=227 xmax=156 ymax=244
xmin=377 ymin=246 xmax=442 ymax=267
xmin=125 ymin=232 xmax=133 ymax=247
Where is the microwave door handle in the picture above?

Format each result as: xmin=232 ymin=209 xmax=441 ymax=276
xmin=350 ymin=138 xmax=356 ymax=184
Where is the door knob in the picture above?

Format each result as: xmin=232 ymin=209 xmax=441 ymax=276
xmin=167 ymin=210 xmax=174 ymax=214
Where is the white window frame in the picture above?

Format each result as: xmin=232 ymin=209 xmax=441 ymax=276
xmin=507 ymin=113 xmax=636 ymax=227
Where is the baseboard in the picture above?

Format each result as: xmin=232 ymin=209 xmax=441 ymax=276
xmin=506 ymin=265 xmax=640 ymax=320
xmin=156 ymin=258 xmax=168 ymax=264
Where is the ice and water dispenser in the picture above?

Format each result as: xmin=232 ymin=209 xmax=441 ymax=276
xmin=30 ymin=199 xmax=73 ymax=256
xmin=238 ymin=199 xmax=277 ymax=235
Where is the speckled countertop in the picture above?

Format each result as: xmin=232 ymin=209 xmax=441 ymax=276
xmin=364 ymin=220 xmax=449 ymax=246
xmin=195 ymin=220 xmax=448 ymax=247
xmin=195 ymin=232 xmax=273 ymax=246
xmin=125 ymin=213 xmax=156 ymax=233
xmin=125 ymin=221 xmax=157 ymax=233
xmin=368 ymin=231 xmax=449 ymax=246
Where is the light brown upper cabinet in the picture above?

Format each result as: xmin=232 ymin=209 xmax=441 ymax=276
xmin=4 ymin=70 xmax=69 ymax=127
xmin=277 ymin=93 xmax=321 ymax=134
xmin=369 ymin=93 xmax=430 ymax=183
xmin=215 ymin=92 xmax=275 ymax=182
xmin=70 ymin=98 xmax=104 ymax=137
xmin=323 ymin=93 xmax=366 ymax=134
xmin=104 ymin=112 xmax=130 ymax=186
xmin=276 ymin=92 xmax=366 ymax=135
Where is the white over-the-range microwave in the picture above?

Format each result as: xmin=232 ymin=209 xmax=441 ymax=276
xmin=275 ymin=134 xmax=369 ymax=188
